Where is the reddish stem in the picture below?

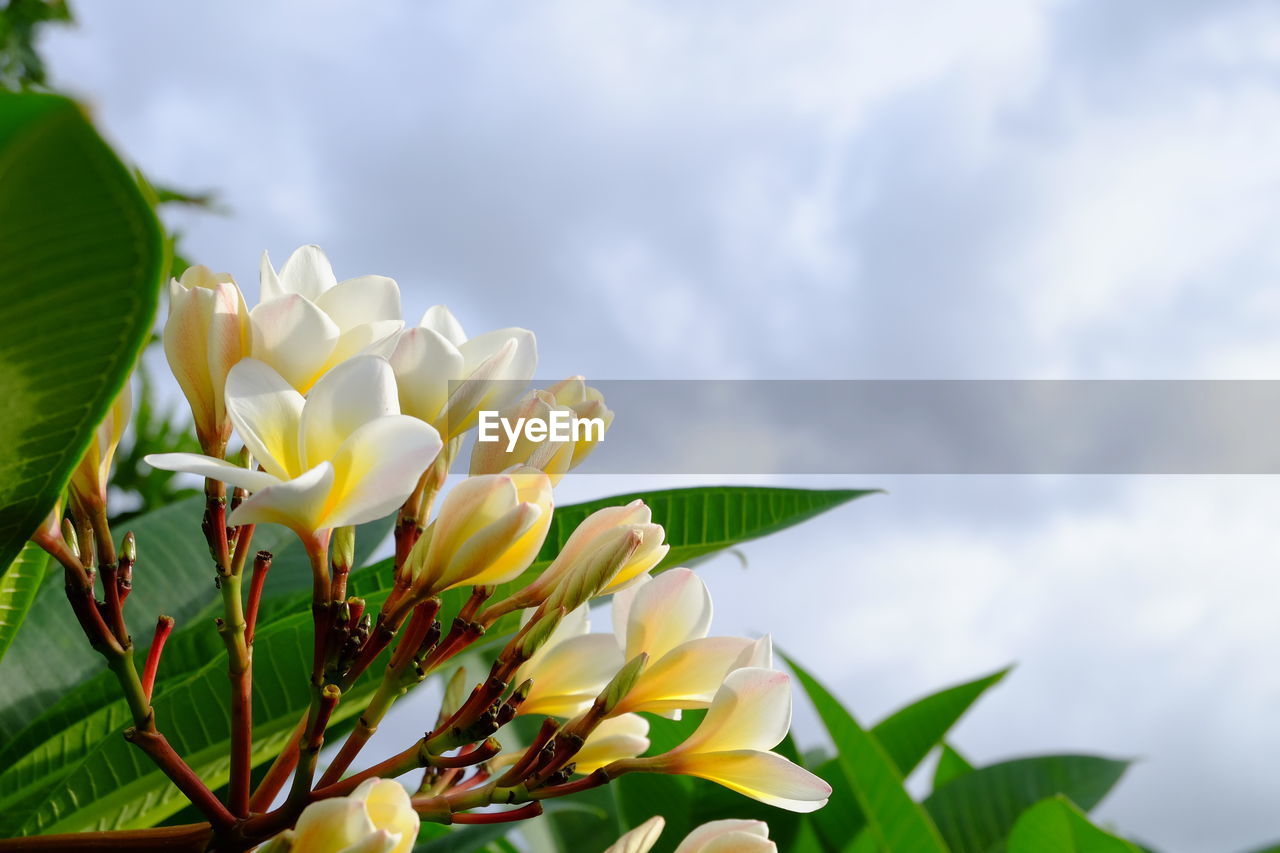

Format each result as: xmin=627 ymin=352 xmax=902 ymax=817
xmin=245 ymin=550 xmax=272 ymax=646
xmin=450 ymin=802 xmax=543 ymax=824
xmin=125 ymin=726 xmax=237 ymax=831
xmin=0 ymin=823 xmax=213 ymax=851
xmin=140 ymin=616 xmax=174 ymax=701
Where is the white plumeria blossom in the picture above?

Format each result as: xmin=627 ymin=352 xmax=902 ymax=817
xmin=279 ymin=777 xmax=419 ymax=853
xmin=529 ymin=500 xmax=669 ymax=601
xmin=253 ymin=245 xmax=404 ymax=393
xmin=603 ymin=816 xmax=666 ymax=853
xmin=636 ymin=667 xmax=831 ymax=813
xmin=379 ymin=304 xmax=537 ymax=437
xmin=515 ymin=606 xmax=626 ymax=718
xmin=673 ymin=820 xmax=776 ymax=853
xmin=146 ymin=355 xmax=442 ymax=535
xmin=607 ymin=569 xmax=772 ymax=717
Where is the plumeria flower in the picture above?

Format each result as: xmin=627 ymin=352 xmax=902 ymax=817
xmin=514 ymin=606 xmax=625 ymax=718
xmin=545 ymin=376 xmax=614 ymax=468
xmin=69 ymin=378 xmax=132 ymax=512
xmin=379 ymin=304 xmax=536 ymax=438
xmin=469 ymin=390 xmax=576 ymax=484
xmin=617 ymin=668 xmax=831 ymax=813
xmin=405 ymin=467 xmax=553 ymax=596
xmin=145 ymin=355 xmax=441 ymax=537
xmin=163 ymin=264 xmax=250 ymax=454
xmin=604 ymin=816 xmax=666 ymax=853
xmin=252 ymin=245 xmax=404 ymax=393
xmin=607 ymin=569 xmax=772 ymax=717
xmin=602 ymin=817 xmax=778 ymax=853
xmin=573 ymin=714 xmax=651 ymax=774
xmin=257 ymin=778 xmax=419 ymax=853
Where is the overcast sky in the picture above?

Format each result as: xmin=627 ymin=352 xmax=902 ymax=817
xmin=43 ymin=2 xmax=1280 ymax=850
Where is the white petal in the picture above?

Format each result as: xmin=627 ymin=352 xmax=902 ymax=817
xmin=604 ymin=816 xmax=665 ymax=853
xmin=250 ymin=295 xmax=341 ymax=392
xmin=300 ymin=355 xmax=400 ymax=468
xmin=518 ymin=634 xmax=625 ymax=717
xmin=674 ymin=820 xmax=771 ymax=853
xmin=278 ymin=244 xmax=337 ymax=300
xmin=229 ymin=462 xmax=336 ymax=533
xmin=327 ymin=415 xmax=443 ymax=528
xmin=419 ymin=304 xmax=466 ymax=346
xmin=387 ymin=327 xmax=463 ymax=422
xmin=575 ymin=714 xmax=651 ymax=773
xmin=697 ymin=833 xmax=775 ymax=853
xmin=259 ymin=250 xmax=284 ymax=303
xmin=680 ymin=668 xmax=792 ymax=755
xmin=315 ymin=275 xmax=403 ymax=333
xmin=143 ymin=453 xmax=278 ymax=493
xmin=624 ymin=568 xmax=713 ymax=662
xmin=224 ymin=359 xmax=305 ymax=480
xmin=328 ymin=320 xmax=405 ymax=367
xmin=615 ymin=637 xmax=755 ymax=715
xmin=670 ymin=750 xmax=830 ymax=813
xmin=458 ymin=328 xmax=537 ymax=381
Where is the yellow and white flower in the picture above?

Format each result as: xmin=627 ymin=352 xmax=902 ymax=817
xmin=573 ymin=714 xmax=651 ymax=774
xmin=607 ymin=569 xmax=771 ymax=717
xmin=602 ymin=817 xmax=777 ymax=853
xmin=514 ymin=606 xmax=625 ymax=718
xmin=381 ymin=304 xmax=536 ymax=438
xmin=545 ymin=376 xmax=613 ymax=468
xmin=163 ymin=265 xmax=250 ymax=453
xmin=145 ymin=355 xmax=441 ymax=536
xmin=260 ymin=777 xmax=419 ymax=853
xmin=622 ymin=667 xmax=831 ymax=813
xmin=252 ymin=245 xmax=404 ymax=393
xmin=406 ymin=467 xmax=553 ymax=595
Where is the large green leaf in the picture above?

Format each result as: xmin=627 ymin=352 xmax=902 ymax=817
xmin=1007 ymin=796 xmax=1141 ymax=853
xmin=0 ymin=543 xmax=48 ymax=662
xmin=924 ymin=755 xmax=1131 ymax=853
xmin=0 ymin=93 xmax=163 ymax=574
xmin=932 ymin=743 xmax=975 ymax=791
xmin=0 ymin=497 xmax=391 ymax=741
xmin=0 ymin=485 xmax=863 ymax=836
xmin=787 ymin=655 xmax=947 ymax=853
xmin=809 ymin=668 xmax=1006 ymax=850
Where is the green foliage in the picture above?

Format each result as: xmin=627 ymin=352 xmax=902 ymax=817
xmin=788 ymin=655 xmax=949 ymax=853
xmin=932 ymin=744 xmax=975 ymax=790
xmin=0 ymin=92 xmax=163 ymax=576
xmin=924 ymin=755 xmax=1131 ymax=853
xmin=0 ymin=542 xmax=48 ymax=661
xmin=1007 ymin=796 xmax=1141 ymax=853
xmin=0 ymin=0 xmax=71 ymax=91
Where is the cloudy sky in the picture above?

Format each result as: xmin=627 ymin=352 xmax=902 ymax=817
xmin=43 ymin=1 xmax=1280 ymax=849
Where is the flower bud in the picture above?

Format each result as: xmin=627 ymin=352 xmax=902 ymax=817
xmin=522 ymin=501 xmax=668 ymax=607
xmin=163 ymin=265 xmax=250 ymax=454
xmin=545 ymin=376 xmax=614 ymax=468
xmin=407 ymin=468 xmax=553 ymax=596
xmin=598 ymin=653 xmax=649 ymax=716
xmin=60 ymin=518 xmax=80 ymax=561
xmin=468 ymin=390 xmax=575 ymax=484
xmin=69 ymin=379 xmax=132 ymax=512
xmin=673 ymin=820 xmax=776 ymax=853
xmin=543 ymin=528 xmax=643 ymax=615
xmin=332 ymin=526 xmax=356 ymax=573
xmin=283 ymin=777 xmax=419 ymax=853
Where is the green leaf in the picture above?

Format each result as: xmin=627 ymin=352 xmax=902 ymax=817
xmin=933 ymin=743 xmax=975 ymax=791
xmin=786 ymin=654 xmax=948 ymax=853
xmin=413 ymin=822 xmax=519 ymax=852
xmin=0 ymin=543 xmax=48 ymax=662
xmin=872 ymin=668 xmax=1009 ymax=778
xmin=0 ymin=485 xmax=862 ymax=835
xmin=1007 ymin=796 xmax=1141 ymax=853
xmin=0 ymin=93 xmax=163 ymax=575
xmin=0 ymin=498 xmax=390 ymax=740
xmin=924 ymin=755 xmax=1131 ymax=853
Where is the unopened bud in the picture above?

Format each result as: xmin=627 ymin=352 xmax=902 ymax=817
xmin=544 ymin=528 xmax=642 ymax=614
xmin=61 ymin=519 xmax=80 ymax=560
xmin=599 ymin=653 xmax=649 ymax=716
xmin=545 ymin=376 xmax=614 ymax=469
xmin=120 ymin=531 xmax=137 ymax=565
xmin=332 ymin=526 xmax=356 ymax=572
xmin=516 ymin=607 xmax=566 ymax=661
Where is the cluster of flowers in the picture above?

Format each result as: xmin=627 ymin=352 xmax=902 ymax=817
xmin=38 ymin=246 xmax=829 ymax=852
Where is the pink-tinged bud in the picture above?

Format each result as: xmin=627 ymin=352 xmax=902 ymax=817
xmin=406 ymin=468 xmax=554 ymax=596
xmin=163 ymin=265 xmax=250 ymax=455
xmin=546 ymin=376 xmax=614 ymax=468
xmin=69 ymin=379 xmax=132 ymax=512
xmin=469 ymin=390 xmax=575 ymax=484
xmin=523 ymin=500 xmax=668 ymax=606
xmin=672 ymin=820 xmax=776 ymax=853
